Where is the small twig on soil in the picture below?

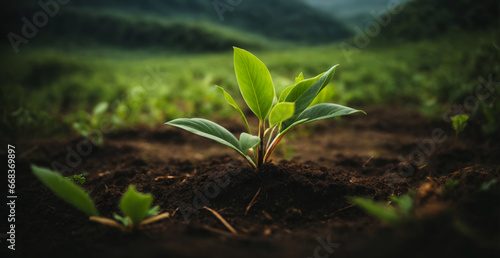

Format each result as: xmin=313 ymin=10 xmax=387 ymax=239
xmin=155 ymin=174 xmax=191 ymax=181
xmin=89 ymin=216 xmax=127 ymax=232
xmin=362 ymin=156 xmax=374 ymax=168
xmin=203 ymin=207 xmax=238 ymax=235
xmin=139 ymin=212 xmax=170 ymax=226
xmin=171 ymin=207 xmax=180 ymax=217
xmin=19 ymin=145 xmax=40 ymax=159
xmin=324 ymin=204 xmax=356 ymax=218
xmin=245 ymin=187 xmax=262 ymax=216
xmin=202 ymin=225 xmax=237 ymax=238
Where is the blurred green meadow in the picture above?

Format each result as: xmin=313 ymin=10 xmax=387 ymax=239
xmin=1 ymin=0 xmax=499 ymax=142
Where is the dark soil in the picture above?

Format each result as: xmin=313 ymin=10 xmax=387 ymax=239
xmin=9 ymin=107 xmax=500 ymax=257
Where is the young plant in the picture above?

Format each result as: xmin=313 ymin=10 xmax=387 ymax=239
xmin=73 ymin=102 xmax=122 ymax=147
xmin=450 ymin=114 xmax=469 ymax=145
xmin=349 ymin=193 xmax=414 ymax=226
xmin=64 ymin=173 xmax=87 ymax=185
xmin=165 ymin=47 xmax=365 ymax=170
xmin=31 ymin=165 xmax=169 ymax=232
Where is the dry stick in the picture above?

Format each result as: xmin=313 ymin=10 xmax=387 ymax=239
xmin=139 ymin=212 xmax=170 ymax=226
xmin=362 ymin=156 xmax=374 ymax=168
xmin=245 ymin=187 xmax=262 ymax=216
xmin=203 ymin=207 xmax=238 ymax=235
xmin=202 ymin=225 xmax=236 ymax=238
xmin=89 ymin=216 xmax=127 ymax=232
xmin=19 ymin=145 xmax=39 ymax=159
xmin=324 ymin=204 xmax=356 ymax=218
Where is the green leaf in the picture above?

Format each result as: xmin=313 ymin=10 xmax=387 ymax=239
xmin=350 ymin=197 xmax=402 ymax=226
xmin=113 ymin=214 xmax=131 ymax=227
xmin=73 ymin=122 xmax=89 ymax=137
xmin=239 ymin=133 xmax=260 ymax=154
xmin=451 ymin=114 xmax=469 ymax=133
xmin=166 ymin=118 xmax=241 ymax=153
xmin=234 ymin=47 xmax=275 ymax=121
xmin=216 ymin=86 xmax=251 ymax=133
xmin=281 ymin=65 xmax=338 ymax=131
xmin=389 ymin=194 xmax=413 ymax=215
xmin=269 ymin=102 xmax=295 ymax=127
xmin=295 ymin=72 xmax=304 ymax=83
xmin=279 ymin=85 xmax=295 ymax=102
xmin=92 ymin=102 xmax=109 ymax=117
xmin=31 ymin=165 xmax=98 ymax=216
xmin=295 ymin=103 xmax=366 ymax=125
xmin=119 ymin=185 xmax=153 ymax=225
xmin=284 ymin=72 xmax=324 ymax=103
xmin=147 ymin=205 xmax=160 ymax=217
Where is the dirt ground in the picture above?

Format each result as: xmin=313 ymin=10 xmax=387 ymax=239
xmin=13 ymin=107 xmax=500 ymax=257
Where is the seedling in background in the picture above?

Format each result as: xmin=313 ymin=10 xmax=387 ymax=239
xmin=166 ymin=47 xmax=365 ymax=170
xmin=73 ymin=102 xmax=122 ymax=147
xmin=64 ymin=173 xmax=87 ymax=185
xmin=450 ymin=114 xmax=469 ymax=145
xmin=349 ymin=193 xmax=414 ymax=226
xmin=31 ymin=165 xmax=169 ymax=232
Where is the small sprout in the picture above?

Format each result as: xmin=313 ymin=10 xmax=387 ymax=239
xmin=480 ymin=178 xmax=498 ymax=192
xmin=65 ymin=174 xmax=86 ymax=185
xmin=31 ymin=165 xmax=169 ymax=232
xmin=73 ymin=102 xmax=122 ymax=147
xmin=450 ymin=114 xmax=469 ymax=145
xmin=349 ymin=193 xmax=414 ymax=226
xmin=165 ymin=47 xmax=365 ymax=170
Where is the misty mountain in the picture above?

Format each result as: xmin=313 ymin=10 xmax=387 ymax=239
xmin=2 ymin=0 xmax=351 ymax=52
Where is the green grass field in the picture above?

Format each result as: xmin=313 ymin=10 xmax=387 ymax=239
xmin=1 ymin=29 xmax=498 ymax=141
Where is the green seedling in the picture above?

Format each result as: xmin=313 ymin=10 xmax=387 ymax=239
xmin=31 ymin=165 xmax=169 ymax=232
xmin=73 ymin=102 xmax=122 ymax=147
xmin=165 ymin=47 xmax=365 ymax=170
xmin=450 ymin=114 xmax=469 ymax=145
xmin=349 ymin=193 xmax=414 ymax=226
xmin=64 ymin=173 xmax=87 ymax=184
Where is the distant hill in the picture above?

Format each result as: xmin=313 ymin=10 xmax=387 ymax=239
xmin=304 ymin=0 xmax=412 ymax=27
xmin=380 ymin=0 xmax=499 ymax=40
xmin=2 ymin=0 xmax=351 ymax=52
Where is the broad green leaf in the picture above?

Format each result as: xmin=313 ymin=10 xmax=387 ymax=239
xmin=120 ymin=185 xmax=153 ymax=225
xmin=31 ymin=165 xmax=98 ymax=216
xmin=295 ymin=72 xmax=304 ymax=83
xmin=281 ymin=65 xmax=339 ymax=131
xmin=295 ymin=103 xmax=366 ymax=125
xmin=292 ymin=65 xmax=338 ymax=115
xmin=166 ymin=118 xmax=241 ymax=152
xmin=349 ymin=197 xmax=402 ymax=226
xmin=234 ymin=47 xmax=275 ymax=121
xmin=239 ymin=133 xmax=260 ymax=153
xmin=269 ymin=102 xmax=295 ymax=127
xmin=93 ymin=102 xmax=109 ymax=117
xmin=279 ymin=84 xmax=295 ymax=102
xmin=284 ymin=72 xmax=324 ymax=103
xmin=216 ymin=86 xmax=251 ymax=133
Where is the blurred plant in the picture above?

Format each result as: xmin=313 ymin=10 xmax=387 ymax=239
xmin=450 ymin=114 xmax=469 ymax=145
xmin=73 ymin=102 xmax=122 ymax=147
xmin=64 ymin=173 xmax=87 ymax=185
xmin=31 ymin=165 xmax=169 ymax=232
xmin=0 ymin=107 xmax=53 ymax=144
xmin=166 ymin=47 xmax=365 ymax=170
xmin=349 ymin=193 xmax=414 ymax=226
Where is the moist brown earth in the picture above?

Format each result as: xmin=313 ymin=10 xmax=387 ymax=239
xmin=12 ymin=107 xmax=500 ymax=258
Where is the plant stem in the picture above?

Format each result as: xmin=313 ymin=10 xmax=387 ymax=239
xmin=256 ymin=121 xmax=265 ymax=169
xmin=263 ymin=133 xmax=285 ymax=163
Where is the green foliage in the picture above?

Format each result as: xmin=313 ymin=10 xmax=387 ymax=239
xmin=451 ymin=114 xmax=469 ymax=134
xmin=73 ymin=102 xmax=122 ymax=146
xmin=480 ymin=179 xmax=498 ymax=192
xmin=350 ymin=193 xmax=414 ymax=226
xmin=32 ymin=166 xmax=166 ymax=230
xmin=31 ymin=165 xmax=98 ymax=216
xmin=166 ymin=47 xmax=364 ymax=169
xmin=65 ymin=174 xmax=87 ymax=185
xmin=117 ymin=185 xmax=160 ymax=225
